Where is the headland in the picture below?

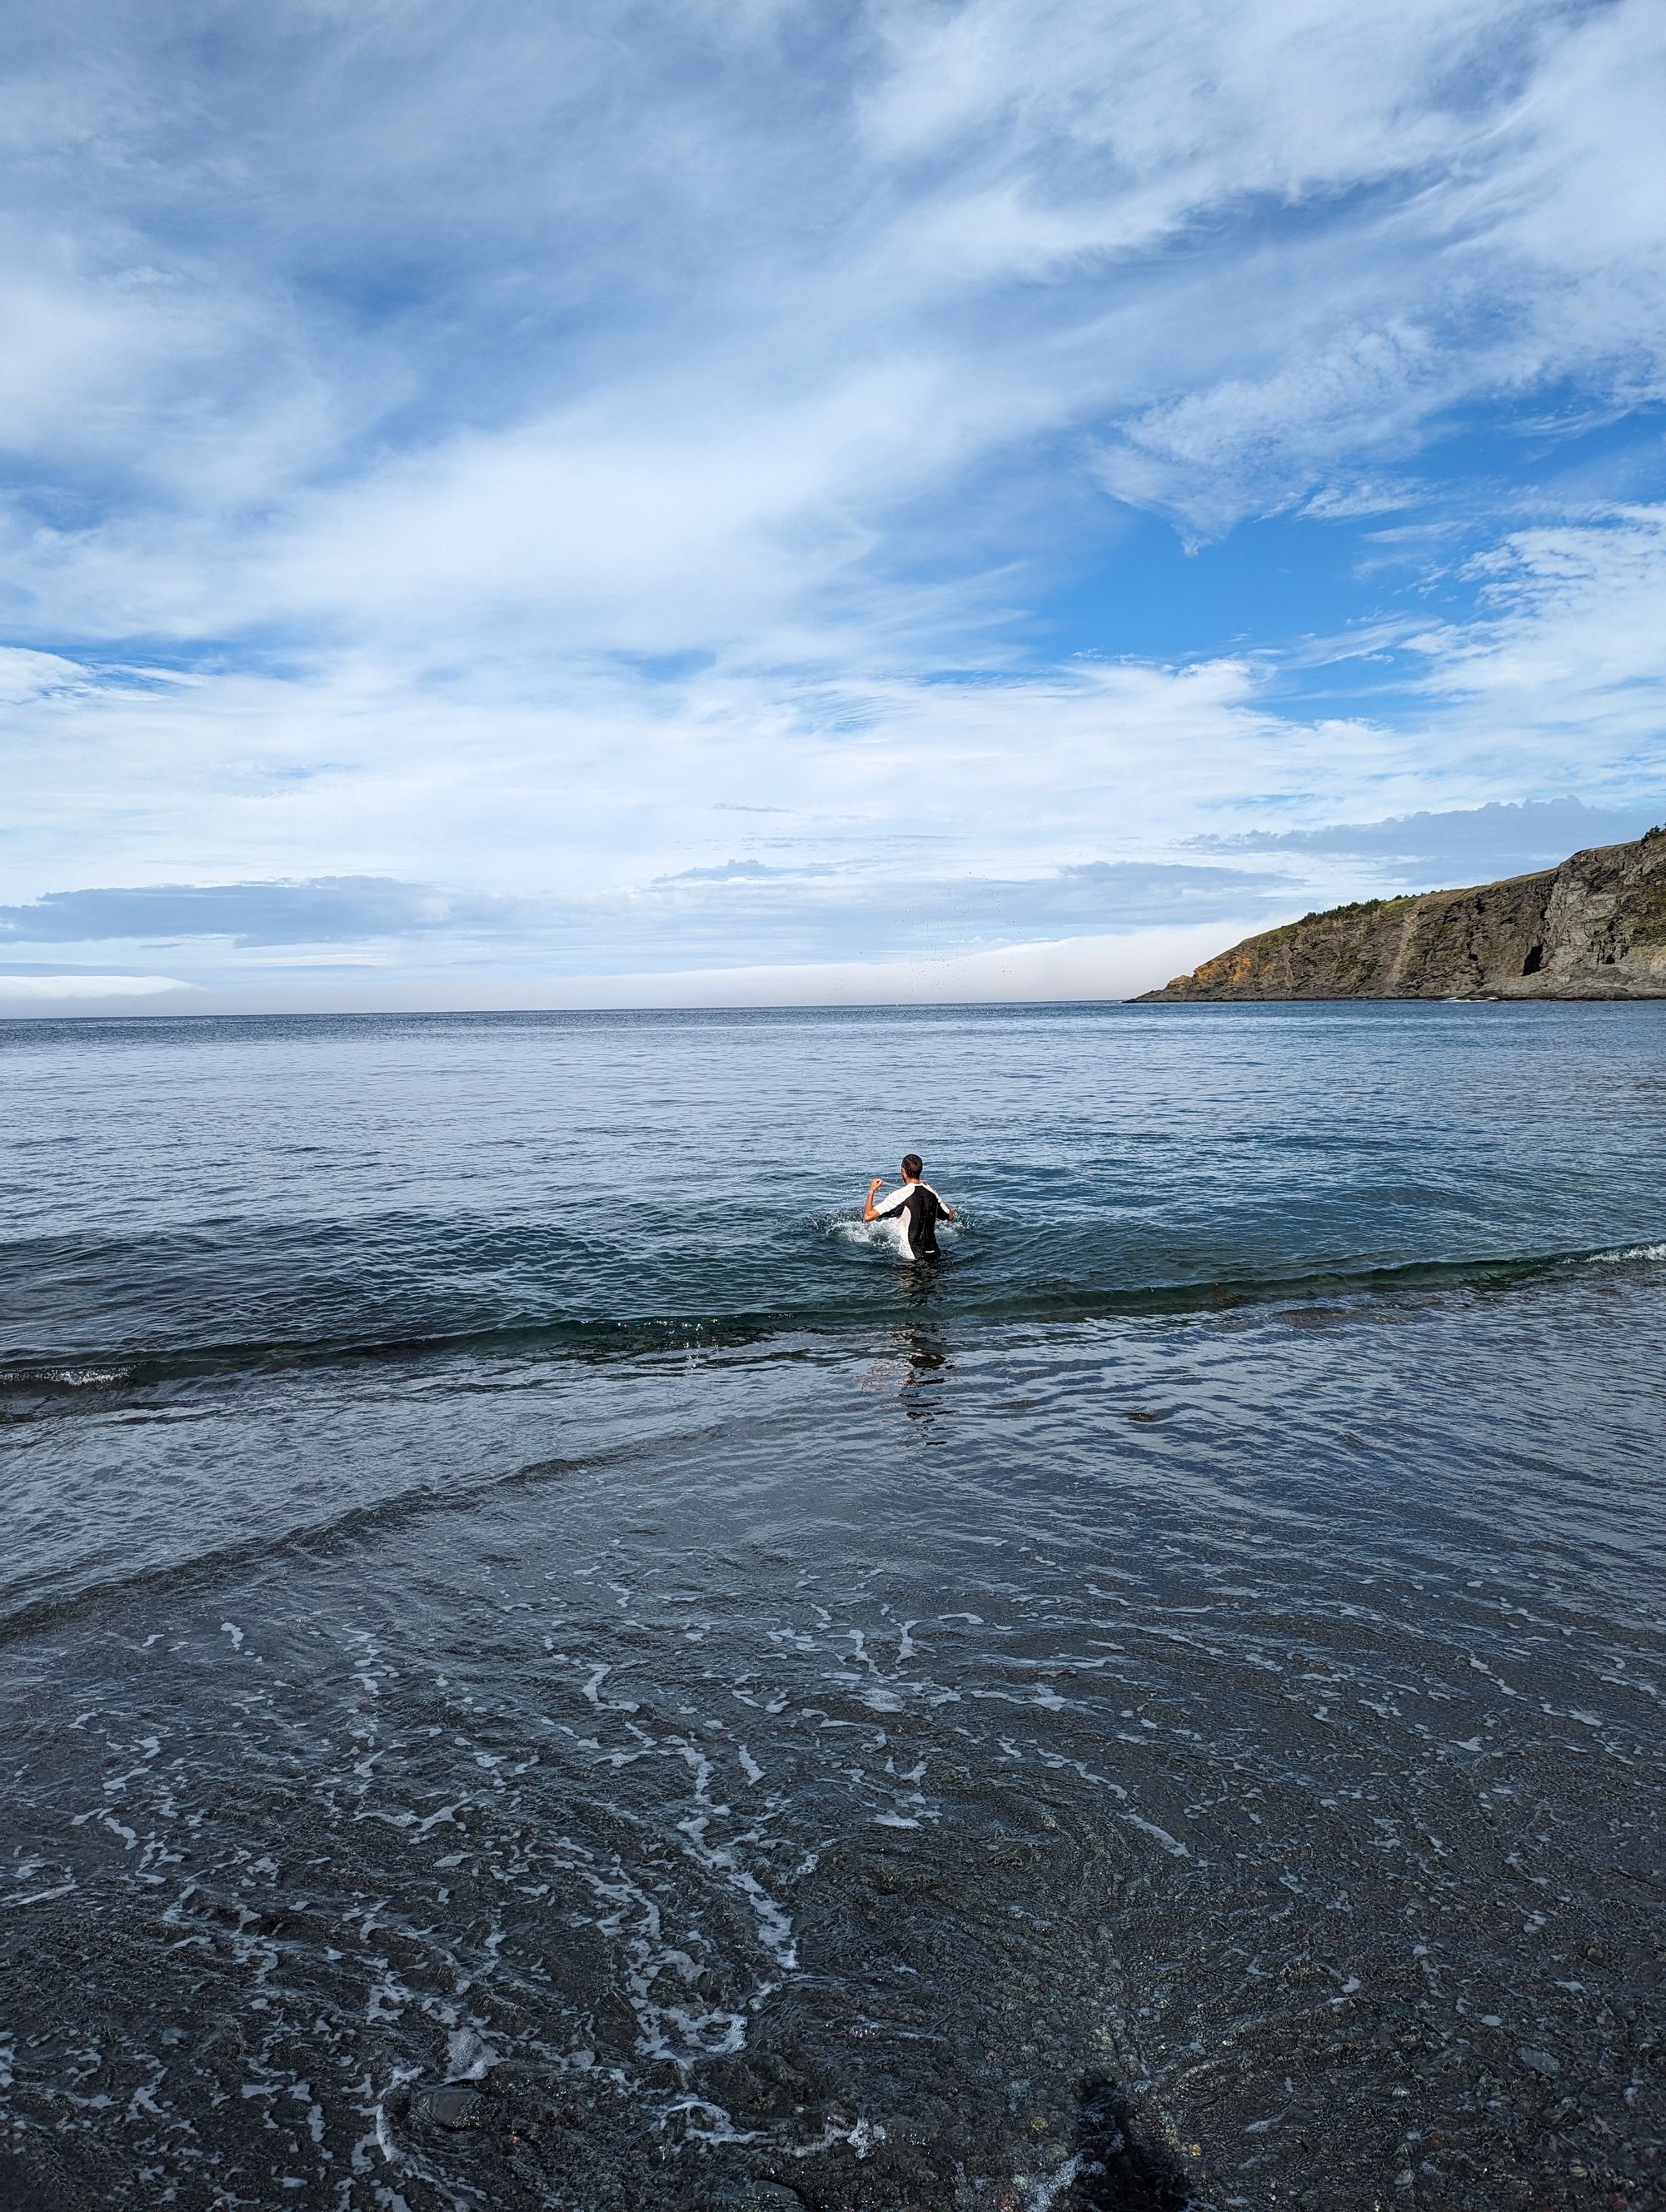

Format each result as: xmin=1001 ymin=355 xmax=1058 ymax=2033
xmin=1136 ymin=825 xmax=1666 ymax=1001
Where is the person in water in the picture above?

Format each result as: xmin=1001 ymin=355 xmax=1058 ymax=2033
xmin=863 ymin=1153 xmax=955 ymax=1261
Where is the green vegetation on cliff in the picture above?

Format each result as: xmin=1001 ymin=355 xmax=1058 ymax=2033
xmin=1135 ymin=830 xmax=1666 ymax=1003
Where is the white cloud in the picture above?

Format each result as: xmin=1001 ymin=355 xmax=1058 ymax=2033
xmin=0 ymin=645 xmax=91 ymax=705
xmin=1407 ymin=506 xmax=1666 ymax=774
xmin=0 ymin=925 xmax=1264 ymax=1014
xmin=0 ymin=645 xmax=1382 ymax=911
xmin=0 ymin=973 xmax=190 ymax=1003
xmin=0 ymin=1 xmax=1663 ymax=1002
xmin=5 ymin=0 xmax=1663 ymax=639
xmin=858 ymin=0 xmax=1666 ymax=535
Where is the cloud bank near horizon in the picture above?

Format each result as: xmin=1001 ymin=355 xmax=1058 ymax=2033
xmin=2 ymin=1 xmax=1665 ymax=1009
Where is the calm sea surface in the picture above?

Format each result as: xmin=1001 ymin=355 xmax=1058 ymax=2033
xmin=2 ymin=1004 xmax=1663 ymax=2211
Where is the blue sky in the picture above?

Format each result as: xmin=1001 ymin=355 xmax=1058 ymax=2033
xmin=2 ymin=0 xmax=1664 ymax=1011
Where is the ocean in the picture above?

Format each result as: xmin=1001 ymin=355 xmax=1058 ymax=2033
xmin=2 ymin=1002 xmax=1662 ymax=2212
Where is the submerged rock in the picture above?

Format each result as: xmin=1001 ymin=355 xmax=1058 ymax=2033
xmin=1070 ymin=2077 xmax=1192 ymax=2210
xmin=410 ymin=2081 xmax=486 ymax=2130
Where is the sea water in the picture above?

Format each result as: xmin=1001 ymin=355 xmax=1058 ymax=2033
xmin=1 ymin=1003 xmax=1662 ymax=2211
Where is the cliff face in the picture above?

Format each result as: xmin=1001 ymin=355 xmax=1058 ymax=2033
xmin=1136 ymin=827 xmax=1666 ymax=1002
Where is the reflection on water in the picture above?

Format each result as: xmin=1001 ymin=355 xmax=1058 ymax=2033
xmin=894 ymin=1317 xmax=951 ymax=1428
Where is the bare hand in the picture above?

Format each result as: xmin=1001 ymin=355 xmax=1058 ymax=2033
xmin=868 ymin=1176 xmax=883 ymax=1192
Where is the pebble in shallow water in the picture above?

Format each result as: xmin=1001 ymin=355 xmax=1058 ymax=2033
xmin=410 ymin=2082 xmax=486 ymax=2130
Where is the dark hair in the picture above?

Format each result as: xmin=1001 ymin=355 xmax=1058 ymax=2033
xmin=900 ymin=1153 xmax=923 ymax=1179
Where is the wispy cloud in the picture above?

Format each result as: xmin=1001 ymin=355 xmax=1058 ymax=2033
xmin=1195 ymin=796 xmax=1665 ymax=884
xmin=0 ymin=858 xmax=1296 ymax=986
xmin=0 ymin=879 xmax=501 ymax=948
xmin=0 ymin=973 xmax=189 ymax=1002
xmin=655 ymin=859 xmax=837 ymax=883
xmin=1407 ymin=507 xmax=1666 ymax=765
xmin=1 ymin=1 xmax=1664 ymax=1005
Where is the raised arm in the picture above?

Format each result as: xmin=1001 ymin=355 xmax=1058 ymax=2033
xmin=861 ymin=1176 xmax=885 ymax=1222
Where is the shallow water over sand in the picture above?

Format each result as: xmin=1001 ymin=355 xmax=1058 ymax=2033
xmin=2 ymin=1006 xmax=1663 ymax=2210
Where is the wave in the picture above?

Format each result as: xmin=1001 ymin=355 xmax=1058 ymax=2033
xmin=0 ymin=1418 xmax=719 ymax=1643
xmin=3 ymin=1237 xmax=1661 ymax=1404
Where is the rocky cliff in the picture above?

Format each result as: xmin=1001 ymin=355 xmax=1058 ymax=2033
xmin=1136 ymin=826 xmax=1666 ymax=1001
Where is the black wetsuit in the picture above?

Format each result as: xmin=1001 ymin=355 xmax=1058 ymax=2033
xmin=870 ymin=1180 xmax=946 ymax=1260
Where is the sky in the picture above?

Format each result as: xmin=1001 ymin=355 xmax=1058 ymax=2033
xmin=2 ymin=0 xmax=1665 ymax=1014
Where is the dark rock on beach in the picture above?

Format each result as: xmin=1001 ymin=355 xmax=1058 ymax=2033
xmin=410 ymin=2081 xmax=488 ymax=2130
xmin=1135 ymin=825 xmax=1666 ymax=1000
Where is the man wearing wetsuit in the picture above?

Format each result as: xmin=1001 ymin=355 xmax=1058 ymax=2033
xmin=862 ymin=1153 xmax=955 ymax=1261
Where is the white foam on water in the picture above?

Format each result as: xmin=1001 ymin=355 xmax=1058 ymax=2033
xmin=582 ymin=1663 xmax=640 ymax=1711
xmin=1120 ymin=1811 xmax=1191 ymax=1859
xmin=578 ymin=1851 xmax=756 ymax=2068
xmin=827 ymin=1217 xmax=903 ymax=1251
xmin=374 ymin=2102 xmax=400 ymax=2165
xmin=0 ymin=1881 xmax=77 ymax=1910
xmin=1027 ymin=2150 xmax=1085 ymax=2210
xmin=828 ymin=1211 xmax=961 ymax=1255
xmin=659 ymin=2095 xmax=761 ymax=2145
xmin=290 ymin=2082 xmax=327 ymax=2145
xmin=445 ymin=2025 xmax=501 ymax=2082
xmin=783 ymin=2113 xmax=889 ymax=2160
